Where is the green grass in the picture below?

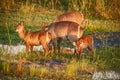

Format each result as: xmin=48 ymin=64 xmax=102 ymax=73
xmin=0 ymin=2 xmax=120 ymax=79
xmin=0 ymin=4 xmax=120 ymax=45
xmin=0 ymin=14 xmax=120 ymax=45
xmin=0 ymin=7 xmax=62 ymax=45
xmin=0 ymin=46 xmax=120 ymax=79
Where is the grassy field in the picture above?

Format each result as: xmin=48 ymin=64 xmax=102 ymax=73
xmin=0 ymin=47 xmax=120 ymax=79
xmin=0 ymin=1 xmax=120 ymax=80
xmin=0 ymin=11 xmax=119 ymax=45
xmin=0 ymin=2 xmax=120 ymax=45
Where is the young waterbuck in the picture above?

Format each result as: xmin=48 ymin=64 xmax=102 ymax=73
xmin=54 ymin=11 xmax=84 ymax=25
xmin=47 ymin=21 xmax=84 ymax=53
xmin=16 ymin=22 xmax=52 ymax=56
xmin=73 ymin=35 xmax=96 ymax=59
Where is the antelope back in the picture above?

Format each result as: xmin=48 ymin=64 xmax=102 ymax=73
xmin=48 ymin=21 xmax=84 ymax=42
xmin=54 ymin=11 xmax=84 ymax=25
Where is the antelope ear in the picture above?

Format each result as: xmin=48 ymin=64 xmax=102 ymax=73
xmin=42 ymin=22 xmax=49 ymax=26
xmin=44 ymin=25 xmax=49 ymax=31
xmin=81 ymin=41 xmax=84 ymax=44
xmin=80 ymin=40 xmax=84 ymax=45
xmin=73 ymin=42 xmax=76 ymax=46
xmin=79 ymin=39 xmax=83 ymax=44
xmin=15 ymin=21 xmax=19 ymax=26
xmin=20 ymin=21 xmax=24 ymax=26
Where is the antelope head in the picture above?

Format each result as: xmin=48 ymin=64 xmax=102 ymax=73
xmin=16 ymin=22 xmax=25 ymax=33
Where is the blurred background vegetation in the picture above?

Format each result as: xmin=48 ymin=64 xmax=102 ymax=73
xmin=0 ymin=0 xmax=120 ymax=20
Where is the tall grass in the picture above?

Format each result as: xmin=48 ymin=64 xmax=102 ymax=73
xmin=0 ymin=0 xmax=120 ymax=79
xmin=0 ymin=46 xmax=120 ymax=79
xmin=0 ymin=0 xmax=119 ymax=45
xmin=0 ymin=0 xmax=120 ymax=20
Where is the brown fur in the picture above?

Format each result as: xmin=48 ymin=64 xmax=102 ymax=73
xmin=16 ymin=22 xmax=52 ymax=56
xmin=54 ymin=11 xmax=84 ymax=25
xmin=74 ymin=35 xmax=96 ymax=59
xmin=47 ymin=21 xmax=84 ymax=53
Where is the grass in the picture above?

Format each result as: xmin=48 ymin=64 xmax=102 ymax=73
xmin=0 ymin=4 xmax=120 ymax=44
xmin=0 ymin=7 xmax=62 ymax=45
xmin=0 ymin=46 xmax=120 ymax=79
xmin=0 ymin=17 xmax=120 ymax=45
xmin=0 ymin=2 xmax=120 ymax=79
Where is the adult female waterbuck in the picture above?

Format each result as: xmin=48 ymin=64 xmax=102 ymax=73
xmin=47 ymin=21 xmax=84 ymax=53
xmin=42 ymin=11 xmax=84 ymax=31
xmin=16 ymin=22 xmax=52 ymax=56
xmin=54 ymin=11 xmax=84 ymax=25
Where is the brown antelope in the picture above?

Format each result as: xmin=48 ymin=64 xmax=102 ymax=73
xmin=54 ymin=11 xmax=84 ymax=25
xmin=47 ymin=21 xmax=84 ymax=53
xmin=16 ymin=22 xmax=52 ymax=56
xmin=73 ymin=35 xmax=96 ymax=59
xmin=49 ymin=11 xmax=84 ymax=53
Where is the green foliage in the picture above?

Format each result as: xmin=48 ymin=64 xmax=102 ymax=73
xmin=95 ymin=47 xmax=120 ymax=72
xmin=0 ymin=0 xmax=119 ymax=45
xmin=66 ymin=60 xmax=78 ymax=76
xmin=0 ymin=61 xmax=10 ymax=74
xmin=0 ymin=0 xmax=120 ymax=19
xmin=0 ymin=0 xmax=120 ymax=79
xmin=0 ymin=46 xmax=120 ymax=79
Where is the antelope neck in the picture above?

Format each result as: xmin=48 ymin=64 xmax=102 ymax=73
xmin=18 ymin=28 xmax=27 ymax=40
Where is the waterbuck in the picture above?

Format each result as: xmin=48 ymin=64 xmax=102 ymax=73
xmin=54 ymin=11 xmax=84 ymax=25
xmin=16 ymin=22 xmax=52 ymax=56
xmin=47 ymin=21 xmax=84 ymax=53
xmin=73 ymin=35 xmax=96 ymax=59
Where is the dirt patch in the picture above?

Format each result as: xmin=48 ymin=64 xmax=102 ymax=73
xmin=93 ymin=32 xmax=120 ymax=48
